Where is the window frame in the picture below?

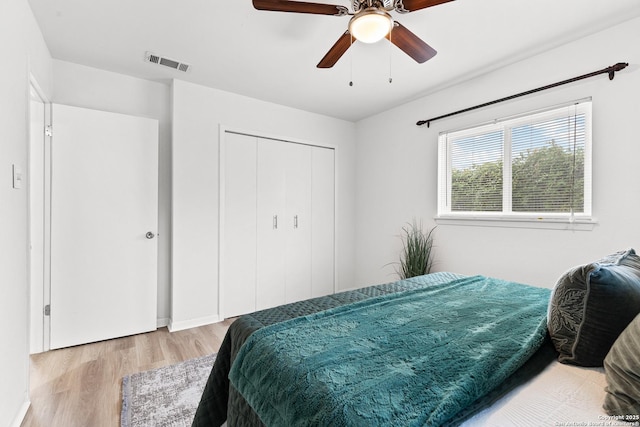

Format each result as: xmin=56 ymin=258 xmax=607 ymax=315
xmin=437 ymin=100 xmax=593 ymax=228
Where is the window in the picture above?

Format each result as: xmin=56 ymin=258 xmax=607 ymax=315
xmin=437 ymin=100 xmax=592 ymax=224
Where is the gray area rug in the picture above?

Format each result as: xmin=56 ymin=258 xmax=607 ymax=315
xmin=121 ymin=353 xmax=216 ymax=427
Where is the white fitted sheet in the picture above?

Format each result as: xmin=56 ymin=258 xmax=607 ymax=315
xmin=461 ymin=360 xmax=636 ymax=426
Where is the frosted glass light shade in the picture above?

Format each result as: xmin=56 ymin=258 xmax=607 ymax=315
xmin=349 ymin=9 xmax=393 ymax=44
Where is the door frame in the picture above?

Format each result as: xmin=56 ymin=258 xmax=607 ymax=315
xmin=28 ymin=74 xmax=52 ymax=354
xmin=218 ymin=125 xmax=337 ymax=319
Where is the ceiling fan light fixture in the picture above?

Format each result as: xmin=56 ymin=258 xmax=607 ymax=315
xmin=349 ymin=8 xmax=393 ymax=44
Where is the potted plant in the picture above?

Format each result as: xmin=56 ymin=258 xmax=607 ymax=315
xmin=397 ymin=221 xmax=435 ymax=279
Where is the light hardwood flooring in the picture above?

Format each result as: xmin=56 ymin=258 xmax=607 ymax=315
xmin=21 ymin=319 xmax=234 ymax=427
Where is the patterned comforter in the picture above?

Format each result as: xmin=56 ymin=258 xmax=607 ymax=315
xmin=192 ymin=272 xmax=555 ymax=427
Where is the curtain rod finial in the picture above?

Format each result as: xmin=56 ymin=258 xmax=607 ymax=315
xmin=609 ymin=62 xmax=629 ymax=80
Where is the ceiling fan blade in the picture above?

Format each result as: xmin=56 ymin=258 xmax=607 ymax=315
xmin=317 ymin=31 xmax=354 ymax=68
xmin=386 ymin=22 xmax=437 ymax=63
xmin=253 ymin=0 xmax=349 ymax=15
xmin=395 ymin=0 xmax=454 ymax=13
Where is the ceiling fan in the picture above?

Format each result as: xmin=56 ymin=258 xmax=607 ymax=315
xmin=253 ymin=0 xmax=454 ymax=68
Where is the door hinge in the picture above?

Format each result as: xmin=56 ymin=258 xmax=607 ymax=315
xmin=44 ymin=304 xmax=50 ymax=316
xmin=45 ymin=125 xmax=52 ymax=137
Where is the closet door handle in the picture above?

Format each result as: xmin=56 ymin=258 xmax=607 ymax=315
xmin=294 ymin=215 xmax=298 ymax=229
xmin=273 ymin=215 xmax=278 ymax=230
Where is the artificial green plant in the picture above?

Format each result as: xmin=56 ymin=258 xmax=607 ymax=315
xmin=397 ymin=221 xmax=435 ymax=280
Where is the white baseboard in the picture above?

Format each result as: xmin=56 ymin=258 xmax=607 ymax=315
xmin=11 ymin=399 xmax=30 ymax=427
xmin=156 ymin=317 xmax=170 ymax=328
xmin=167 ymin=314 xmax=220 ymax=332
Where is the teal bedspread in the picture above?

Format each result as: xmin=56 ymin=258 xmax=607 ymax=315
xmin=229 ymin=275 xmax=551 ymax=426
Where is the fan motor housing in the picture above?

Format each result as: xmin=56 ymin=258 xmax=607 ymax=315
xmin=353 ymin=1 xmax=394 ymax=12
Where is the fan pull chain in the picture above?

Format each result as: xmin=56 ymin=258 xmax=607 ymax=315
xmin=349 ymin=33 xmax=354 ymax=87
xmin=388 ymin=27 xmax=393 ymax=84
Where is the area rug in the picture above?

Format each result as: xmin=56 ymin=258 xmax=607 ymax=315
xmin=121 ymin=353 xmax=216 ymax=427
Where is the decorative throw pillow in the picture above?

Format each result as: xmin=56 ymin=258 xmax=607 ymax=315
xmin=603 ymin=313 xmax=640 ymax=416
xmin=548 ymin=249 xmax=640 ymax=366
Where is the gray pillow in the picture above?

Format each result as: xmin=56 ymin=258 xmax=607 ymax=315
xmin=548 ymin=249 xmax=640 ymax=366
xmin=603 ymin=313 xmax=640 ymax=416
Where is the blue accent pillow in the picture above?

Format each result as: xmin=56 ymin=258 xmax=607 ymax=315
xmin=548 ymin=249 xmax=640 ymax=367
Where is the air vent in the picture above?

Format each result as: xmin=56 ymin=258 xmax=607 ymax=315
xmin=144 ymin=51 xmax=190 ymax=73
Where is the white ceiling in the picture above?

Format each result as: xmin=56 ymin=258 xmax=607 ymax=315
xmin=27 ymin=0 xmax=640 ymax=122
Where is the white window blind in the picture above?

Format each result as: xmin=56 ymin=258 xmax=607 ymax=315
xmin=438 ymin=100 xmax=592 ymax=221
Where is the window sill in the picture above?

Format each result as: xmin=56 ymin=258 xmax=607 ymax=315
xmin=434 ymin=215 xmax=597 ymax=231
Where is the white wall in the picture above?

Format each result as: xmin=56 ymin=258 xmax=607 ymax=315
xmin=52 ymin=60 xmax=172 ymax=325
xmin=0 ymin=0 xmax=52 ymax=425
xmin=171 ymin=79 xmax=356 ymax=329
xmin=355 ymin=17 xmax=640 ymax=289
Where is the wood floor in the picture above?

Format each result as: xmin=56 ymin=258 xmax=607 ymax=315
xmin=21 ymin=319 xmax=234 ymax=427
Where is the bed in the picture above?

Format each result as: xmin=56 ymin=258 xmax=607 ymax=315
xmin=192 ymin=262 xmax=640 ymax=426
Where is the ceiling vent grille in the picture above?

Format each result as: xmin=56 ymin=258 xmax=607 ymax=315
xmin=144 ymin=51 xmax=190 ymax=73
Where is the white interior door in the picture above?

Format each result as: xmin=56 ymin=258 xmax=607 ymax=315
xmin=256 ymin=139 xmax=287 ymax=310
xmin=284 ymin=143 xmax=312 ymax=303
xmin=49 ymin=104 xmax=158 ymax=349
xmin=220 ymin=133 xmax=336 ymax=318
xmin=311 ymin=146 xmax=335 ymax=297
xmin=220 ymin=132 xmax=257 ymax=318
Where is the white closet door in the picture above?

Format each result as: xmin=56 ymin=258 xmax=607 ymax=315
xmin=311 ymin=147 xmax=335 ymax=297
xmin=256 ymin=139 xmax=287 ymax=310
xmin=221 ymin=133 xmax=257 ymax=318
xmin=284 ymin=143 xmax=312 ymax=303
xmin=50 ymin=104 xmax=158 ymax=349
xmin=221 ymin=134 xmax=336 ymax=318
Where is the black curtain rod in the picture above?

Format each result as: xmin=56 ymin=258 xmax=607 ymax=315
xmin=416 ymin=62 xmax=629 ymax=127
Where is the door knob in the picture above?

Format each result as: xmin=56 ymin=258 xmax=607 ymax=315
xmin=145 ymin=232 xmax=155 ymax=239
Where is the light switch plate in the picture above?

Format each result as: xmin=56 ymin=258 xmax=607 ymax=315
xmin=12 ymin=164 xmax=23 ymax=189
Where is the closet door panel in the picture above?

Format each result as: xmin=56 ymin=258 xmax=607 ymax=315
xmin=311 ymin=147 xmax=335 ymax=297
xmin=284 ymin=143 xmax=312 ymax=303
xmin=256 ymin=139 xmax=287 ymax=309
xmin=221 ymin=133 xmax=257 ymax=317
